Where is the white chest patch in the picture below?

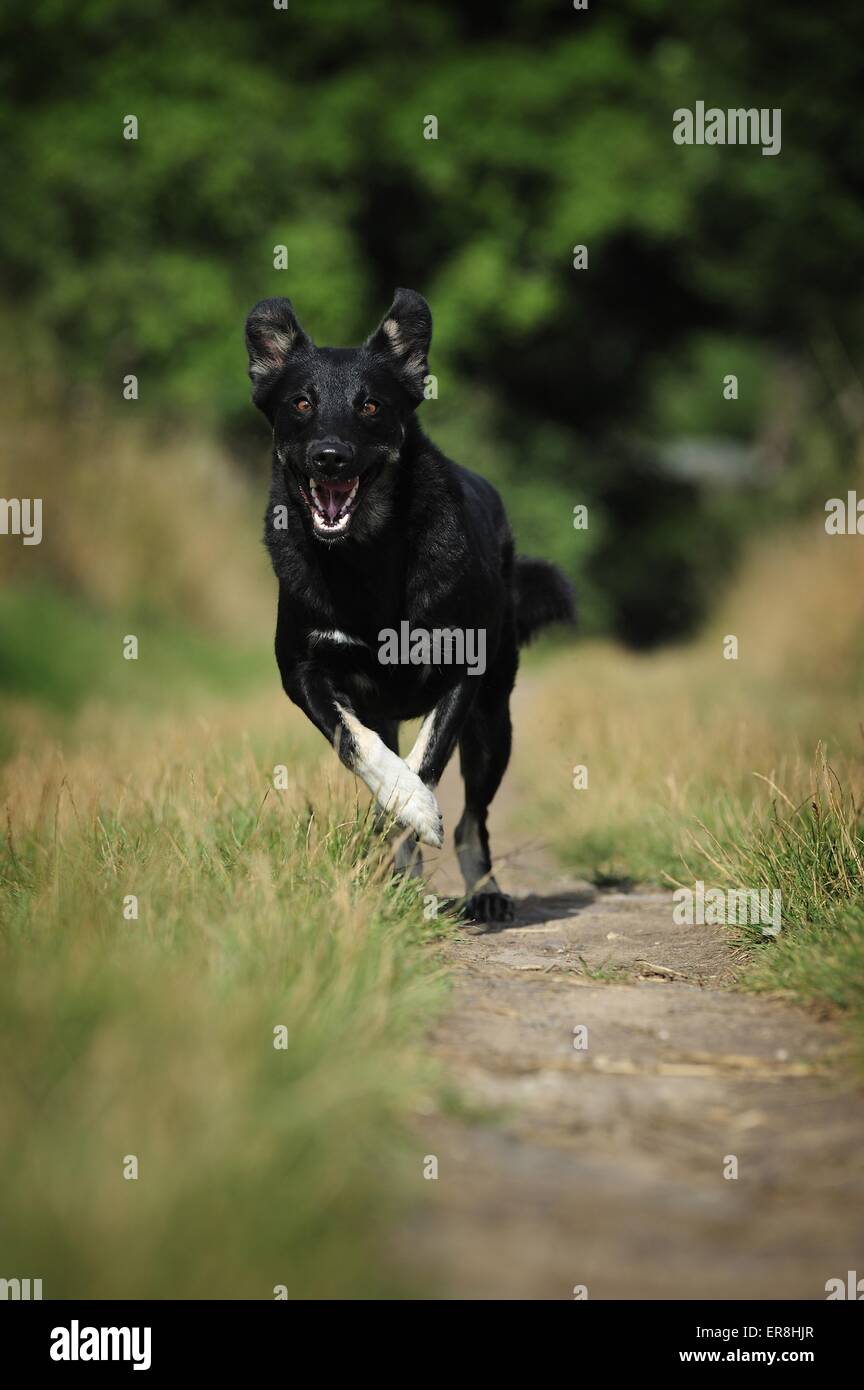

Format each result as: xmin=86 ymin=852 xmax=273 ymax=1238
xmin=310 ymin=628 xmax=368 ymax=649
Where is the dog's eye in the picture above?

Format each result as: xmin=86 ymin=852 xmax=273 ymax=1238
xmin=293 ymin=396 xmax=313 ymax=414
xmin=360 ymin=399 xmax=380 ymax=417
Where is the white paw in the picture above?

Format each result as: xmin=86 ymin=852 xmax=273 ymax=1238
xmin=388 ymin=778 xmax=443 ymax=848
xmin=374 ymin=761 xmax=442 ymax=847
xmin=348 ymin=725 xmax=444 ymax=849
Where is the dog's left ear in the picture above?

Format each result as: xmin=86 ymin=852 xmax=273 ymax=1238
xmin=365 ymin=288 xmax=432 ymax=405
xmin=245 ymin=297 xmax=312 ymax=408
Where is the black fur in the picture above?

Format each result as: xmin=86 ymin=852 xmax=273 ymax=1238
xmin=245 ymin=288 xmax=574 ymax=924
xmin=514 ymin=556 xmax=576 ymax=646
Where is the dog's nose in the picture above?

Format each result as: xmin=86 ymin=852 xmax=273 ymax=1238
xmin=308 ymin=439 xmax=356 ymax=477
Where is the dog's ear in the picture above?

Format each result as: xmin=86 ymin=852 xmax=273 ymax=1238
xmin=245 ymin=298 xmax=312 ymax=406
xmin=365 ymin=288 xmax=432 ymax=405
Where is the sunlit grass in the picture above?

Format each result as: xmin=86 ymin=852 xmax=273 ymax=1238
xmin=688 ymin=749 xmax=864 ymax=1060
xmin=514 ymin=518 xmax=864 ymax=1061
xmin=5 ymin=425 xmax=864 ymax=1300
xmin=0 ymin=706 xmax=453 ymax=1297
xmin=514 ymin=640 xmax=862 ymax=885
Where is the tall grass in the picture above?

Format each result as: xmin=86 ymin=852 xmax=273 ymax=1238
xmin=4 ymin=362 xmax=864 ymax=1288
xmin=516 ymin=517 xmax=864 ymax=885
xmin=688 ymin=748 xmax=864 ymax=1055
xmin=514 ymin=515 xmax=864 ymax=1059
xmin=691 ymin=746 xmax=864 ymax=937
xmin=0 ymin=377 xmax=458 ymax=1297
xmin=0 ymin=704 xmax=451 ymax=1297
xmin=0 ymin=369 xmax=275 ymax=749
xmin=513 ymin=639 xmax=861 ymax=885
xmin=0 ymin=366 xmax=272 ymax=639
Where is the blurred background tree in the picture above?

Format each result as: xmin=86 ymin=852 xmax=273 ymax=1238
xmin=1 ymin=0 xmax=863 ymax=646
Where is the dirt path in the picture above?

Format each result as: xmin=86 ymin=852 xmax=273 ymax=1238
xmin=397 ymin=693 xmax=864 ymax=1300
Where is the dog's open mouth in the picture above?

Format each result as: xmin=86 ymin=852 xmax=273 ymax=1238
xmin=303 ymin=476 xmax=360 ymax=536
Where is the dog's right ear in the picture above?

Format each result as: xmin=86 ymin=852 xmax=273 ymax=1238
xmin=365 ymin=288 xmax=432 ymax=404
xmin=244 ymin=298 xmax=312 ymax=407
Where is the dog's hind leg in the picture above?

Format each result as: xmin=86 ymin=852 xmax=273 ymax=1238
xmin=455 ymin=691 xmax=515 ymax=926
xmin=393 ymin=831 xmax=423 ymax=878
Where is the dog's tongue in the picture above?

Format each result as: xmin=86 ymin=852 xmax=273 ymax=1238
xmin=319 ymin=479 xmax=354 ymax=522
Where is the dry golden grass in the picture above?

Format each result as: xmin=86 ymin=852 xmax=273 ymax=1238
xmin=509 ymin=515 xmax=864 ymax=1058
xmin=4 ymin=367 xmax=864 ymax=1292
xmin=709 ymin=517 xmax=864 ymax=688
xmin=514 ymin=515 xmax=864 ymax=884
xmin=0 ymin=383 xmax=272 ymax=639
xmin=0 ymin=687 xmax=451 ymax=1298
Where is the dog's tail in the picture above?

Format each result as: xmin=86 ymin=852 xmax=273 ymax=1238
xmin=514 ymin=555 xmax=575 ymax=646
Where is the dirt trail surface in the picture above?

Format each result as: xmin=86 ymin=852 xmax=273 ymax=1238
xmin=398 ymin=693 xmax=864 ymax=1300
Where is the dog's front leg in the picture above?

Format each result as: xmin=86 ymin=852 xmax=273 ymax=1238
xmin=405 ymin=679 xmax=478 ymax=788
xmin=281 ymin=662 xmax=443 ymax=847
xmin=334 ymin=702 xmax=443 ymax=848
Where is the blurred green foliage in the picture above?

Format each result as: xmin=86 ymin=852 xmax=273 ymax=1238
xmin=0 ymin=584 xmax=271 ymax=713
xmin=2 ymin=0 xmax=863 ymax=642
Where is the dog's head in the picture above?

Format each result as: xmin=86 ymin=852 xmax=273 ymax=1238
xmin=245 ymin=289 xmax=431 ymax=544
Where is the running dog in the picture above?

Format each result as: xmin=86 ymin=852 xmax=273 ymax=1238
xmin=245 ymin=288 xmax=573 ymax=922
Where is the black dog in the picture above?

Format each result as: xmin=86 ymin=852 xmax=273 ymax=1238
xmin=245 ymin=289 xmax=573 ymax=922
